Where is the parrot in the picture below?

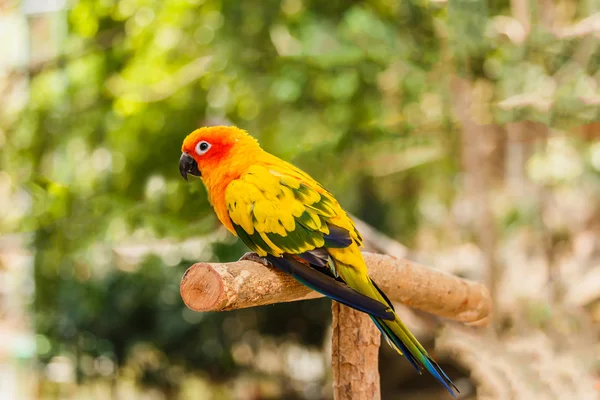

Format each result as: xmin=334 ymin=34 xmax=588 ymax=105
xmin=179 ymin=126 xmax=458 ymax=396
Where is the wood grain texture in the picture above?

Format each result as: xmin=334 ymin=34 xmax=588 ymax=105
xmin=180 ymin=252 xmax=492 ymax=326
xmin=331 ymin=302 xmax=381 ymax=400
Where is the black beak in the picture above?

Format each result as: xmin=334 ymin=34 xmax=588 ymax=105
xmin=179 ymin=153 xmax=201 ymax=181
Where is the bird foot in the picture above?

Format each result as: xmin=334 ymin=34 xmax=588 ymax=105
xmin=239 ymin=252 xmax=270 ymax=267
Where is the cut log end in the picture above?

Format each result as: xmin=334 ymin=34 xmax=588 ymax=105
xmin=180 ymin=263 xmax=226 ymax=312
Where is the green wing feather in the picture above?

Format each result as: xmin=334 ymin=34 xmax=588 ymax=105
xmin=224 ymin=164 xmax=395 ymax=320
xmin=225 ymin=165 xmax=348 ymax=264
xmin=224 ymin=163 xmax=457 ymax=396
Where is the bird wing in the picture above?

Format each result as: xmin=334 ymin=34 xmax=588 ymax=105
xmin=224 ymin=163 xmax=393 ymax=320
xmin=223 ymin=162 xmax=457 ymax=394
xmin=225 ymin=163 xmax=359 ymax=256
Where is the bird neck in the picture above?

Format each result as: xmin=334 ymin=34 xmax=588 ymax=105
xmin=201 ymin=147 xmax=267 ymax=232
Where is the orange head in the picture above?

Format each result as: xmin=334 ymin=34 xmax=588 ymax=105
xmin=179 ymin=126 xmax=262 ymax=181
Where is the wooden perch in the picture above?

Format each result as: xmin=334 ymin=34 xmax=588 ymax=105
xmin=180 ymin=252 xmax=491 ymax=327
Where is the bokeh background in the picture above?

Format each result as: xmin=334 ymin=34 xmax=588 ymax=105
xmin=1 ymin=0 xmax=599 ymax=399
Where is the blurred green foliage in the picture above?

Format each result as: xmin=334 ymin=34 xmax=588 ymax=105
xmin=1 ymin=0 xmax=598 ymax=398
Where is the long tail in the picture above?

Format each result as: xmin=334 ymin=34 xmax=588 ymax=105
xmin=332 ymin=253 xmax=459 ymax=397
xmin=371 ymin=313 xmax=458 ymax=396
xmin=266 ymin=248 xmax=458 ymax=396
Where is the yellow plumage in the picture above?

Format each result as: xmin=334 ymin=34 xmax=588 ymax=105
xmin=225 ymin=162 xmax=338 ymax=256
xmin=180 ymin=126 xmax=458 ymax=396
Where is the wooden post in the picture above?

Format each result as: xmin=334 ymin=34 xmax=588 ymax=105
xmin=332 ymin=302 xmax=381 ymax=400
xmin=180 ymin=252 xmax=491 ymax=399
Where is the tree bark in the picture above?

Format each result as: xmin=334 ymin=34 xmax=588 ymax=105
xmin=451 ymin=76 xmax=502 ymax=329
xmin=331 ymin=302 xmax=381 ymax=400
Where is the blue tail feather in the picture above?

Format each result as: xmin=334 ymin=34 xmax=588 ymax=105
xmin=370 ymin=316 xmax=422 ymax=373
xmin=371 ymin=316 xmax=458 ymax=397
xmin=264 ymin=254 xmax=458 ymax=397
xmin=266 ymin=255 xmax=395 ymax=320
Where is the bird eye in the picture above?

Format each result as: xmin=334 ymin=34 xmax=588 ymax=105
xmin=195 ymin=141 xmax=211 ymax=155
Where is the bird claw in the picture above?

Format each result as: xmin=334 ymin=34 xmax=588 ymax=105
xmin=239 ymin=252 xmax=270 ymax=267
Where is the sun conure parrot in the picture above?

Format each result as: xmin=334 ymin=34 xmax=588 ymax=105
xmin=179 ymin=126 xmax=458 ymax=396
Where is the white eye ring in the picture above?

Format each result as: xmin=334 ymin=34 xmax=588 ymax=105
xmin=195 ymin=141 xmax=211 ymax=155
